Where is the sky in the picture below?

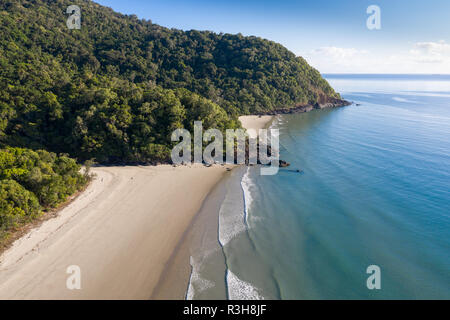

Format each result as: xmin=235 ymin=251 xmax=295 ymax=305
xmin=95 ymin=0 xmax=450 ymax=74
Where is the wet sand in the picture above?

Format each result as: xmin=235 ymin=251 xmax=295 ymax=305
xmin=0 ymin=115 xmax=274 ymax=300
xmin=0 ymin=164 xmax=231 ymax=299
xmin=152 ymin=115 xmax=275 ymax=299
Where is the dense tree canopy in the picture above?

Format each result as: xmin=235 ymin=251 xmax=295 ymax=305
xmin=0 ymin=147 xmax=88 ymax=240
xmin=0 ymin=0 xmax=344 ymax=236
xmin=0 ymin=0 xmax=340 ymax=163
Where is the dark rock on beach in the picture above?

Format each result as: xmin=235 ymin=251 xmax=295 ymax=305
xmin=279 ymin=160 xmax=290 ymax=167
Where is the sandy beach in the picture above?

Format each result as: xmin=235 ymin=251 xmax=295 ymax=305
xmin=239 ymin=115 xmax=274 ymax=133
xmin=152 ymin=115 xmax=275 ymax=299
xmin=0 ymin=115 xmax=273 ymax=300
xmin=0 ymin=164 xmax=231 ymax=299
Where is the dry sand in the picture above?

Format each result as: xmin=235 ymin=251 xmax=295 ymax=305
xmin=239 ymin=115 xmax=274 ymax=134
xmin=0 ymin=115 xmax=274 ymax=300
xmin=151 ymin=115 xmax=275 ymax=299
xmin=0 ymin=164 xmax=231 ymax=299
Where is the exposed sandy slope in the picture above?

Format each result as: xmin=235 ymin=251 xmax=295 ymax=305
xmin=0 ymin=164 xmax=230 ymax=299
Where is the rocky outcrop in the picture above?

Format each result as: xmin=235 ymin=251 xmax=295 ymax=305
xmin=279 ymin=160 xmax=290 ymax=167
xmin=256 ymin=98 xmax=351 ymax=116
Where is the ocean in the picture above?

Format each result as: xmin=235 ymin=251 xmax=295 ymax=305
xmin=187 ymin=74 xmax=450 ymax=299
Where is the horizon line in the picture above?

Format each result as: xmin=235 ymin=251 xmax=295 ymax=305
xmin=322 ymin=73 xmax=450 ymax=76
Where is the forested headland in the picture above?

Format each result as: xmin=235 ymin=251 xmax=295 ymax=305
xmin=0 ymin=0 xmax=345 ymax=239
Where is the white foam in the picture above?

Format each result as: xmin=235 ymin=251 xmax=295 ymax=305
xmin=240 ymin=167 xmax=253 ymax=227
xmin=218 ymin=194 xmax=246 ymax=246
xmin=270 ymin=115 xmax=283 ymax=128
xmin=227 ymin=270 xmax=265 ymax=300
xmin=186 ymin=256 xmax=215 ymax=300
xmin=218 ymin=168 xmax=251 ymax=246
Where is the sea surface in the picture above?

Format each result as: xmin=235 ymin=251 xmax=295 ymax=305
xmin=187 ymin=74 xmax=450 ymax=299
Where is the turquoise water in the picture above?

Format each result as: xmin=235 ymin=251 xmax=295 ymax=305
xmin=189 ymin=75 xmax=450 ymax=299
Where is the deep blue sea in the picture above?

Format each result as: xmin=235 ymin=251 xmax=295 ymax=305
xmin=188 ymin=74 xmax=450 ymax=299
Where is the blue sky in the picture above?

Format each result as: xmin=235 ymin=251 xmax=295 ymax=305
xmin=95 ymin=0 xmax=450 ymax=73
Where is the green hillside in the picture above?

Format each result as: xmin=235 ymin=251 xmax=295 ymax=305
xmin=0 ymin=0 xmax=342 ymax=163
xmin=0 ymin=0 xmax=347 ymax=239
xmin=0 ymin=147 xmax=88 ymax=242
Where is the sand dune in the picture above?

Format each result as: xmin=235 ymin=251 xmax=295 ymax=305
xmin=0 ymin=164 xmax=231 ymax=299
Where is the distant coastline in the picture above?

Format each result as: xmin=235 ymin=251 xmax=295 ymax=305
xmin=323 ymin=73 xmax=450 ymax=80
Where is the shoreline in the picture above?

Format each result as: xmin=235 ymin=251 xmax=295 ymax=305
xmin=151 ymin=171 xmax=231 ymax=299
xmin=0 ymin=115 xmax=274 ymax=300
xmin=0 ymin=164 xmax=232 ymax=299
xmin=151 ymin=115 xmax=276 ymax=299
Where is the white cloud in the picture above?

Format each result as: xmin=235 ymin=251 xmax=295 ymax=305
xmin=410 ymin=40 xmax=450 ymax=64
xmin=302 ymin=41 xmax=450 ymax=73
xmin=312 ymin=47 xmax=368 ymax=60
xmin=412 ymin=40 xmax=450 ymax=55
